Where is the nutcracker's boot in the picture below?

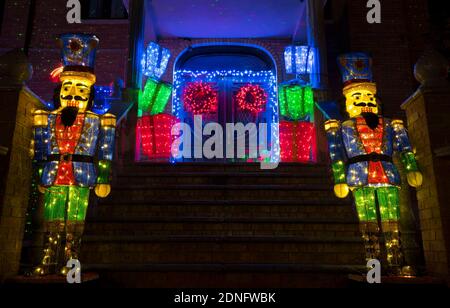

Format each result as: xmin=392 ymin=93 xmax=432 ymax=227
xmin=359 ymin=221 xmax=381 ymax=262
xmin=60 ymin=221 xmax=85 ymax=276
xmin=34 ymin=222 xmax=65 ymax=276
xmin=382 ymin=220 xmax=405 ymax=276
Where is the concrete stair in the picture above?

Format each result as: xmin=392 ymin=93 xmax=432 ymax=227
xmin=81 ymin=163 xmax=366 ymax=287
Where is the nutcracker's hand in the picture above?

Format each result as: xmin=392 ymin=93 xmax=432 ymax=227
xmin=95 ymin=184 xmax=111 ymax=198
xmin=334 ymin=183 xmax=349 ymax=199
xmin=407 ymin=171 xmax=423 ymax=188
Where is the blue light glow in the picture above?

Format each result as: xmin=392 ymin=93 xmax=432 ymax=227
xmin=172 ymin=69 xmax=280 ymax=164
xmin=284 ymin=46 xmax=315 ymax=78
xmin=92 ymin=86 xmax=113 ymax=115
xmin=141 ymin=42 xmax=171 ymax=80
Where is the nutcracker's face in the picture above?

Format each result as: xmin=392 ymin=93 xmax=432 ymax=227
xmin=59 ymin=77 xmax=94 ymax=112
xmin=344 ymin=83 xmax=379 ymax=118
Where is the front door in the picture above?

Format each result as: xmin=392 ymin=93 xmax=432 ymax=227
xmin=173 ymin=70 xmax=276 ymax=163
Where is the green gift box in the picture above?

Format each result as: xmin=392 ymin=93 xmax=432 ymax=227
xmin=138 ymin=78 xmax=172 ymax=117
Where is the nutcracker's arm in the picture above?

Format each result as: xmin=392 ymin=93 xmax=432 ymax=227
xmin=31 ymin=110 xmax=50 ymax=162
xmin=392 ymin=119 xmax=423 ymax=187
xmin=324 ymin=120 xmax=349 ymax=198
xmin=324 ymin=120 xmax=347 ymax=183
xmin=95 ymin=113 xmax=116 ymax=197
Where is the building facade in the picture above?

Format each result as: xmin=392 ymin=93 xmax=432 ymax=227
xmin=0 ymin=0 xmax=449 ymax=287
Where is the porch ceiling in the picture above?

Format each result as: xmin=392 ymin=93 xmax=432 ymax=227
xmin=140 ymin=0 xmax=308 ymax=40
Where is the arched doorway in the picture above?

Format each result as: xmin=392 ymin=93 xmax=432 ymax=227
xmin=172 ymin=43 xmax=280 ymax=163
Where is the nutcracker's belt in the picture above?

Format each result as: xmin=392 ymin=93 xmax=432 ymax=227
xmin=47 ymin=154 xmax=94 ymax=163
xmin=347 ymin=153 xmax=392 ymax=165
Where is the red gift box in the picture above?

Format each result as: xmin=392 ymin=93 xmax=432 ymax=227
xmin=279 ymin=121 xmax=317 ymax=163
xmin=137 ymin=114 xmax=179 ymax=159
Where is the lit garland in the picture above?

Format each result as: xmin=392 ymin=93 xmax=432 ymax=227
xmin=279 ymin=121 xmax=316 ymax=162
xmin=182 ymin=81 xmax=218 ymax=115
xmin=172 ymin=69 xmax=280 ymax=164
xmin=279 ymin=84 xmax=314 ymax=121
xmin=235 ymin=84 xmax=267 ymax=114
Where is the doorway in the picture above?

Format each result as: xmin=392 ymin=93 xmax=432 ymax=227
xmin=172 ymin=43 xmax=280 ymax=163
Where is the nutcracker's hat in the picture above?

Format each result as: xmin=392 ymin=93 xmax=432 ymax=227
xmin=337 ymin=52 xmax=376 ymax=95
xmin=56 ymin=33 xmax=99 ymax=84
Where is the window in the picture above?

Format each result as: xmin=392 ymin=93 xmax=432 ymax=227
xmin=81 ymin=0 xmax=128 ymax=20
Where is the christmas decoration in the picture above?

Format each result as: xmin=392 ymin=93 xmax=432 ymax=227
xmin=141 ymin=42 xmax=171 ymax=80
xmin=284 ymin=46 xmax=315 ymax=76
xmin=279 ymin=121 xmax=316 ymax=162
xmin=182 ymin=81 xmax=218 ymax=115
xmin=235 ymin=84 xmax=267 ymax=114
xmin=31 ymin=34 xmax=116 ymax=276
xmin=172 ymin=69 xmax=280 ymax=164
xmin=92 ymin=85 xmax=113 ymax=115
xmin=138 ymin=78 xmax=172 ymax=116
xmin=324 ymin=52 xmax=422 ymax=275
xmin=137 ymin=114 xmax=179 ymax=159
xmin=279 ymin=84 xmax=314 ymax=121
xmin=50 ymin=64 xmax=64 ymax=83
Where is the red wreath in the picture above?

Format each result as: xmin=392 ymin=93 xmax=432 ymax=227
xmin=235 ymin=84 xmax=267 ymax=113
xmin=183 ymin=82 xmax=218 ymax=115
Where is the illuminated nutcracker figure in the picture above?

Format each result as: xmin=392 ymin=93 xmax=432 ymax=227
xmin=32 ymin=34 xmax=116 ymax=275
xmin=324 ymin=53 xmax=423 ymax=275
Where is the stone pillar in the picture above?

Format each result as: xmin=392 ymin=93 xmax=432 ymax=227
xmin=122 ymin=0 xmax=146 ymax=165
xmin=307 ymin=0 xmax=328 ymax=89
xmin=307 ymin=0 xmax=330 ymax=163
xmin=126 ymin=0 xmax=145 ymax=90
xmin=0 ymin=50 xmax=43 ymax=281
xmin=401 ymin=50 xmax=450 ymax=282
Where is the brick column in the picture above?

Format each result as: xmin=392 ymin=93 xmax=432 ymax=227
xmin=0 ymin=50 xmax=43 ymax=281
xmin=401 ymin=50 xmax=450 ymax=282
xmin=126 ymin=0 xmax=144 ymax=89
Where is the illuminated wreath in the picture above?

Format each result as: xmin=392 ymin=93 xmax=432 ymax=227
xmin=235 ymin=84 xmax=267 ymax=113
xmin=183 ymin=82 xmax=218 ymax=115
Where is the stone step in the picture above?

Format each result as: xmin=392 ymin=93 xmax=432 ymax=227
xmin=81 ymin=235 xmax=365 ymax=265
xmin=114 ymin=172 xmax=333 ymax=186
xmin=83 ymin=161 xmax=365 ymax=286
xmin=116 ymin=162 xmax=330 ymax=175
xmin=83 ymin=218 xmax=360 ymax=237
xmin=104 ymin=186 xmax=340 ymax=202
xmin=91 ymin=202 xmax=356 ymax=222
xmin=111 ymin=183 xmax=334 ymax=191
xmin=82 ymin=264 xmax=367 ymax=287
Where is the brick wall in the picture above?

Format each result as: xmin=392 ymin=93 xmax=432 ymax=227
xmin=0 ymin=0 xmax=31 ymax=50
xmin=0 ymin=0 xmax=130 ymax=102
xmin=0 ymin=86 xmax=42 ymax=281
xmin=157 ymin=38 xmax=291 ymax=85
xmin=402 ymin=87 xmax=450 ymax=280
xmin=345 ymin=0 xmax=429 ymax=119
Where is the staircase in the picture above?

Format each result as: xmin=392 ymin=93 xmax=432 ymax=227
xmin=81 ymin=163 xmax=366 ymax=287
